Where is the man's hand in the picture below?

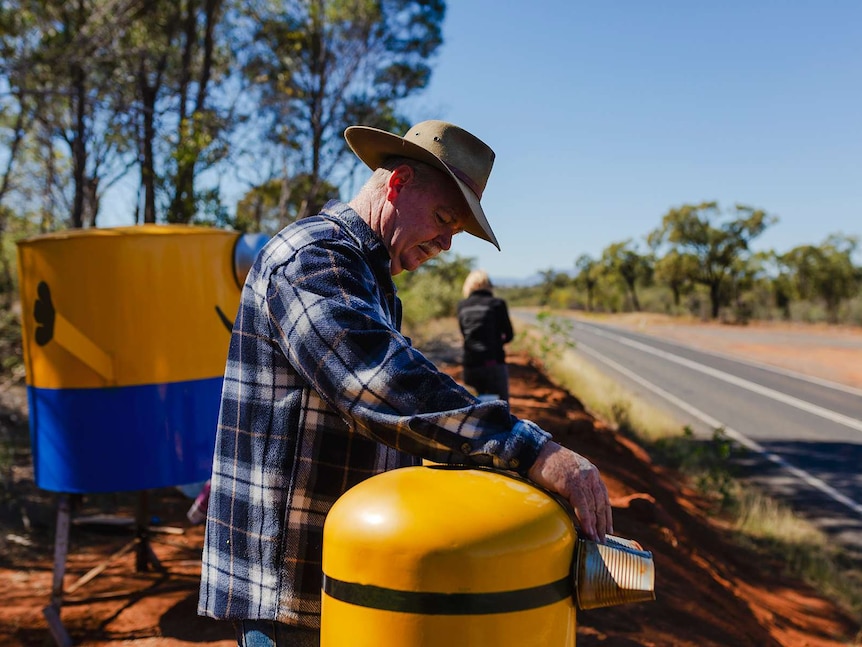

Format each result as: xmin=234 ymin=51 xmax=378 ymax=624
xmin=527 ymin=440 xmax=613 ymax=542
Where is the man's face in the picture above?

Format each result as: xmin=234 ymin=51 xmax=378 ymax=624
xmin=382 ymin=164 xmax=469 ymax=275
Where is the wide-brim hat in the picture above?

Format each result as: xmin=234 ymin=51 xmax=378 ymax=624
xmin=344 ymin=120 xmax=499 ymax=250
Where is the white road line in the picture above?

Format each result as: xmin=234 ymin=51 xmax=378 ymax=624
xmin=591 ymin=323 xmax=862 ymax=398
xmin=574 ymin=342 xmax=862 ymax=517
xmin=576 ymin=322 xmax=862 ymax=434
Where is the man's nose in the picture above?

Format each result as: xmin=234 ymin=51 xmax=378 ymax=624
xmin=436 ymin=232 xmax=453 ymax=251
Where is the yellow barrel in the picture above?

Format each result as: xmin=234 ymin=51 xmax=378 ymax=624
xmin=321 ymin=466 xmax=577 ymax=646
xmin=16 ymin=225 xmax=266 ymax=493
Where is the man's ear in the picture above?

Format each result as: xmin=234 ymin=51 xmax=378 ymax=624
xmin=386 ymin=164 xmax=414 ymax=202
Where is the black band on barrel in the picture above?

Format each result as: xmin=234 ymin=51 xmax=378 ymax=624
xmin=322 ymin=574 xmax=572 ymax=615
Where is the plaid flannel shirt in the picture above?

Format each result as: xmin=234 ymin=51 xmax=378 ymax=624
xmin=198 ymin=201 xmax=551 ymax=629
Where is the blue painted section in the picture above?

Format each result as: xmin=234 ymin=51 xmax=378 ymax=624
xmin=27 ymin=378 xmax=222 ymax=493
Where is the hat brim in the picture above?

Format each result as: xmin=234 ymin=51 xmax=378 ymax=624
xmin=345 ymin=126 xmax=500 ymax=250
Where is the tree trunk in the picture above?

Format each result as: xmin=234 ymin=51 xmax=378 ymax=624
xmin=0 ymin=99 xmax=27 ymax=207
xmin=0 ymin=103 xmax=27 ymax=296
xmin=627 ymin=281 xmax=641 ymax=312
xmin=41 ymin=127 xmax=57 ymax=232
xmin=140 ymin=76 xmax=158 ymax=224
xmin=70 ymin=63 xmax=88 ymax=229
xmin=168 ymin=0 xmax=221 ymax=224
xmin=277 ymin=172 xmax=292 ymax=227
xmin=710 ymin=282 xmax=721 ymax=319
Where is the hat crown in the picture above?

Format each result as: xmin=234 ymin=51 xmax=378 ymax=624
xmin=405 ymin=120 xmax=495 ymax=198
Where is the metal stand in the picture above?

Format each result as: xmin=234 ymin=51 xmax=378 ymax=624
xmin=43 ymin=491 xmax=172 ymax=647
xmin=44 ymin=494 xmax=73 ymax=647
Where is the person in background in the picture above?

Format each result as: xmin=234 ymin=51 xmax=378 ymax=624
xmin=458 ymin=269 xmax=514 ymax=401
xmin=198 ymin=120 xmax=613 ymax=647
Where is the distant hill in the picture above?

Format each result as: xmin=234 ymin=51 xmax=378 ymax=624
xmin=491 ymin=274 xmax=542 ymax=288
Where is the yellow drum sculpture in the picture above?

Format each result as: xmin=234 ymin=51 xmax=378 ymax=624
xmin=16 ymin=225 xmax=267 ymax=493
xmin=322 ymin=466 xmax=577 ymax=646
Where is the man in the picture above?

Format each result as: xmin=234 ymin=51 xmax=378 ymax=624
xmin=199 ymin=120 xmax=613 ymax=646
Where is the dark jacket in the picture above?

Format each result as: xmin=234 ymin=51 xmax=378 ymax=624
xmin=457 ymin=289 xmax=514 ymax=367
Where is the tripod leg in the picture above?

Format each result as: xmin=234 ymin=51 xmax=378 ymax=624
xmin=43 ymin=494 xmax=73 ymax=647
xmin=134 ymin=491 xmax=165 ymax=573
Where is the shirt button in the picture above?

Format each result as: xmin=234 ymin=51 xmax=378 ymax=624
xmin=509 ymin=458 xmax=520 ymax=469
xmin=461 ymin=442 xmax=471 ymax=454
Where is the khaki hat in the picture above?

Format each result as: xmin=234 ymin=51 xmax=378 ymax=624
xmin=344 ymin=120 xmax=499 ymax=250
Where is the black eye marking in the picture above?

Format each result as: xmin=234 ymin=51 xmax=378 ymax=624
xmin=34 ymin=281 xmax=55 ymax=346
xmin=215 ymin=305 xmax=233 ymax=332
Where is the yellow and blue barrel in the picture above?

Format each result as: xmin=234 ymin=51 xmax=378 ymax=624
xmin=16 ymin=225 xmax=268 ymax=493
xmin=321 ymin=466 xmax=577 ymax=646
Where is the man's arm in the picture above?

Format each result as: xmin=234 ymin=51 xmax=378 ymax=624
xmin=527 ymin=440 xmax=613 ymax=542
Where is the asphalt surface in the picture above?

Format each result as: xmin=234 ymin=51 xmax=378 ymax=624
xmin=514 ymin=311 xmax=862 ymax=554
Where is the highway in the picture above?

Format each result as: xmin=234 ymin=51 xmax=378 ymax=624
xmin=514 ymin=312 xmax=862 ymax=553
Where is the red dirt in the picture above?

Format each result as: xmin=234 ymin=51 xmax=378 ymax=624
xmin=1 ymin=320 xmax=861 ymax=646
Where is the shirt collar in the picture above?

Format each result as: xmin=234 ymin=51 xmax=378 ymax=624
xmin=319 ymin=199 xmax=392 ymax=273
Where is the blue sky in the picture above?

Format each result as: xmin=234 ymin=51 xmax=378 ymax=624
xmin=396 ymin=1 xmax=861 ymax=282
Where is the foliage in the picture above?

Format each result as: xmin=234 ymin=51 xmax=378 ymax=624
xmin=534 ymin=269 xmax=574 ymax=309
xmin=0 ymin=305 xmax=23 ymax=383
xmin=2 ymin=0 xmax=149 ymax=228
xmin=1 ymin=2 xmax=860 ymax=329
xmin=523 ymin=311 xmax=575 ymax=368
xmin=652 ymin=250 xmax=697 ymax=309
xmin=394 ymin=252 xmax=473 ymax=328
xmin=234 ymin=174 xmax=339 ymax=233
xmin=0 ymin=207 xmax=40 ymax=307
xmin=241 ymin=0 xmax=445 ymax=220
xmin=0 ymin=0 xmax=445 ymax=231
xmin=600 ymin=239 xmax=653 ymax=312
xmin=573 ymin=254 xmax=600 ymax=312
xmin=653 ymin=426 xmax=740 ymax=507
xmin=778 ymin=235 xmax=859 ymax=324
xmin=648 ymin=202 xmax=777 ymax=319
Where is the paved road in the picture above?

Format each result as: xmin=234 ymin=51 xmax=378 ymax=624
xmin=514 ymin=312 xmax=862 ymax=553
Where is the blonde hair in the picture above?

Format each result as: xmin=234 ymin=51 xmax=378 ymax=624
xmin=462 ymin=269 xmax=492 ymax=298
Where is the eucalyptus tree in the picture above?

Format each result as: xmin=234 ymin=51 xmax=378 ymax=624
xmin=573 ymin=254 xmax=599 ymax=312
xmin=164 ymin=0 xmax=231 ymax=224
xmin=0 ymin=5 xmax=39 ymax=233
xmin=649 ymin=202 xmax=776 ymax=319
xmin=768 ymin=253 xmax=795 ymax=321
xmin=1 ymin=2 xmax=69 ymax=228
xmin=723 ymin=251 xmax=768 ymax=322
xmin=537 ymin=268 xmax=572 ymax=308
xmin=242 ymin=0 xmax=445 ymax=224
xmin=652 ymin=250 xmax=697 ymax=308
xmin=2 ymin=0 xmax=144 ymax=229
xmin=0 ymin=66 xmax=41 ymax=298
xmin=600 ymin=239 xmax=652 ymax=312
xmin=122 ymin=0 xmax=235 ymax=224
xmin=0 ymin=73 xmax=34 ymax=214
xmin=234 ymin=174 xmax=339 ymax=233
xmin=395 ymin=252 xmax=474 ymax=325
xmin=780 ymin=234 xmax=859 ymax=324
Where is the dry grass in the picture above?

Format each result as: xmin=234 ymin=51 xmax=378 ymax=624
xmin=517 ymin=336 xmax=682 ymax=443
xmin=733 ymin=490 xmax=862 ymax=624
